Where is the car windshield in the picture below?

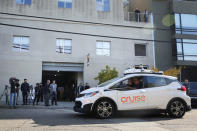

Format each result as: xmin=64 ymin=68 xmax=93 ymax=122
xmin=98 ymin=76 xmax=123 ymax=87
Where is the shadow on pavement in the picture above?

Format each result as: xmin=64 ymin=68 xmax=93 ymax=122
xmin=0 ymin=107 xmax=176 ymax=126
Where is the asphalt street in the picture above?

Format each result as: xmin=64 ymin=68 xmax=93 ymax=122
xmin=0 ymin=105 xmax=197 ymax=131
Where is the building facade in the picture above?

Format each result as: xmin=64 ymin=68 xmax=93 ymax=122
xmin=151 ymin=0 xmax=197 ymax=81
xmin=0 ymin=0 xmax=154 ymax=99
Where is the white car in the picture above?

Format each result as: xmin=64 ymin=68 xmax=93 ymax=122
xmin=74 ymin=70 xmax=191 ymax=119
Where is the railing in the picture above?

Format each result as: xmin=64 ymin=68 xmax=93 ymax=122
xmin=177 ymin=55 xmax=197 ymax=61
xmin=176 ymin=28 xmax=197 ymax=35
xmin=124 ymin=12 xmax=152 ymax=23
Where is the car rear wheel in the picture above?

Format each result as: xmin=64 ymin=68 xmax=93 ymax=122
xmin=94 ymin=100 xmax=115 ymax=119
xmin=167 ymin=99 xmax=186 ymax=118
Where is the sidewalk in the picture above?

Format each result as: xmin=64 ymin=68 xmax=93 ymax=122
xmin=0 ymin=101 xmax=74 ymax=109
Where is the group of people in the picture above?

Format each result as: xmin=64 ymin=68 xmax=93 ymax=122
xmin=43 ymin=80 xmax=58 ymax=106
xmin=5 ymin=78 xmax=59 ymax=108
xmin=3 ymin=77 xmax=91 ymax=109
xmin=134 ymin=8 xmax=149 ymax=22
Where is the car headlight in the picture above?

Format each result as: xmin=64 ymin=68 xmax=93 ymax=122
xmin=84 ymin=91 xmax=99 ymax=98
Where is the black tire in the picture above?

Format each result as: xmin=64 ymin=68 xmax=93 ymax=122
xmin=167 ymin=99 xmax=186 ymax=118
xmin=94 ymin=99 xmax=115 ymax=119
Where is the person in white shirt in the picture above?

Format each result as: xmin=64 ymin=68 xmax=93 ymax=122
xmin=50 ymin=80 xmax=57 ymax=105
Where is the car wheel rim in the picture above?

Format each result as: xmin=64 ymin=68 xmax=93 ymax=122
xmin=170 ymin=101 xmax=185 ymax=117
xmin=97 ymin=101 xmax=113 ymax=118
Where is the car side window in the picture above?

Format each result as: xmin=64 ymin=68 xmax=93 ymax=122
xmin=110 ymin=76 xmax=144 ymax=90
xmin=144 ymin=76 xmax=167 ymax=88
xmin=165 ymin=78 xmax=175 ymax=85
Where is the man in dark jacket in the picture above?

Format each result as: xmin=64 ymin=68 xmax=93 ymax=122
xmin=135 ymin=8 xmax=141 ymax=22
xmin=77 ymin=83 xmax=84 ymax=96
xmin=33 ymin=83 xmax=41 ymax=106
xmin=85 ymin=83 xmax=90 ymax=90
xmin=183 ymin=79 xmax=190 ymax=95
xmin=44 ymin=80 xmax=50 ymax=106
xmin=21 ymin=79 xmax=30 ymax=105
xmin=15 ymin=79 xmax=20 ymax=105
xmin=39 ymin=83 xmax=44 ymax=102
xmin=9 ymin=78 xmax=17 ymax=108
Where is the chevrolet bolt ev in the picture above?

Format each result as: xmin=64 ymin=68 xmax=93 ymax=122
xmin=74 ymin=70 xmax=191 ymax=119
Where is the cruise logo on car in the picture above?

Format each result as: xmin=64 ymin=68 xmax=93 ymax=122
xmin=121 ymin=95 xmax=146 ymax=104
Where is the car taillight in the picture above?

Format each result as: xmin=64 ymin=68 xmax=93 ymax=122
xmin=178 ymin=86 xmax=186 ymax=92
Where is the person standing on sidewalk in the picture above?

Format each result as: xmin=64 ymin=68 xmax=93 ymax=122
xmin=15 ymin=79 xmax=20 ymax=105
xmin=39 ymin=83 xmax=44 ymax=102
xmin=50 ymin=80 xmax=57 ymax=106
xmin=77 ymin=83 xmax=84 ymax=96
xmin=5 ymin=85 xmax=9 ymax=105
xmin=44 ymin=80 xmax=50 ymax=106
xmin=85 ymin=83 xmax=90 ymax=90
xmin=33 ymin=83 xmax=41 ymax=106
xmin=21 ymin=79 xmax=30 ymax=105
xmin=183 ymin=79 xmax=190 ymax=95
xmin=9 ymin=78 xmax=17 ymax=109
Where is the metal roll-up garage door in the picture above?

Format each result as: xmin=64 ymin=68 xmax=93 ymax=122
xmin=42 ymin=62 xmax=84 ymax=72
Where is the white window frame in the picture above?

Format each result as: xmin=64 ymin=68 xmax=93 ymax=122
xmin=12 ymin=36 xmax=30 ymax=52
xmin=96 ymin=41 xmax=111 ymax=56
xmin=56 ymin=39 xmax=72 ymax=54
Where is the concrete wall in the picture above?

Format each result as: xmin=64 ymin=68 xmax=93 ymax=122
xmin=152 ymin=0 xmax=174 ymax=70
xmin=173 ymin=0 xmax=197 ymax=15
xmin=0 ymin=0 xmax=124 ymax=24
xmin=0 ymin=0 xmax=154 ymax=100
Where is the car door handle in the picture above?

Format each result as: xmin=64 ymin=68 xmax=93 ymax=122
xmin=140 ymin=89 xmax=146 ymax=93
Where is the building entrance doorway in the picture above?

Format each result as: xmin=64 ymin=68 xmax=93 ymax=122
xmin=42 ymin=62 xmax=84 ymax=101
xmin=181 ymin=66 xmax=197 ymax=82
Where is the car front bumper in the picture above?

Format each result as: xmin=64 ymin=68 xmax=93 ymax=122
xmin=73 ymin=101 xmax=93 ymax=114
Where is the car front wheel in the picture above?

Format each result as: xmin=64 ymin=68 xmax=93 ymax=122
xmin=95 ymin=100 xmax=115 ymax=119
xmin=167 ymin=99 xmax=186 ymax=118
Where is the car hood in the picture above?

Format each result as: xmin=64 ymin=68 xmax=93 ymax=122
xmin=80 ymin=87 xmax=101 ymax=94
